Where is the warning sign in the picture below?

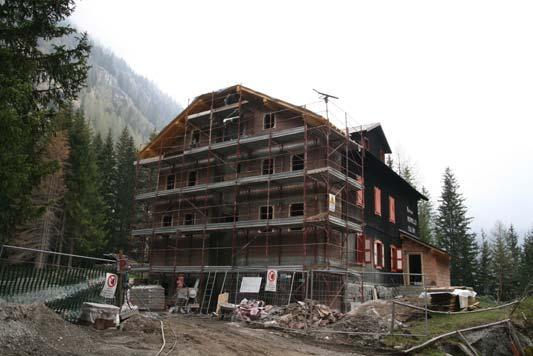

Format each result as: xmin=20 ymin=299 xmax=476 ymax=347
xmin=100 ymin=273 xmax=118 ymax=299
xmin=265 ymin=269 xmax=277 ymax=292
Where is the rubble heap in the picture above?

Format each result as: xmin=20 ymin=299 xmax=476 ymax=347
xmin=235 ymin=299 xmax=344 ymax=330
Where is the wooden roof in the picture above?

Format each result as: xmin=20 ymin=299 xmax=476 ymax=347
xmin=139 ymin=84 xmax=345 ymax=159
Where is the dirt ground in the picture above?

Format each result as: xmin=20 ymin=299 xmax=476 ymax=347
xmin=0 ymin=303 xmax=366 ymax=356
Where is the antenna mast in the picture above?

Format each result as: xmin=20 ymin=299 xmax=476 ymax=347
xmin=313 ymin=89 xmax=339 ymax=121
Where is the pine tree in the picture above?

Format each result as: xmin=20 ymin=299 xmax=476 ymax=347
xmin=64 ymin=110 xmax=107 ymax=257
xmin=113 ymin=128 xmax=137 ymax=252
xmin=400 ymin=166 xmax=416 ymax=187
xmin=476 ymin=230 xmax=494 ymax=296
xmin=418 ymin=186 xmax=434 ymax=243
xmin=435 ymin=167 xmax=477 ymax=286
xmin=491 ymin=222 xmax=513 ymax=301
xmin=95 ymin=130 xmax=117 ymax=244
xmin=506 ymin=224 xmax=522 ymax=298
xmin=0 ymin=0 xmax=89 ymax=243
xmin=521 ymin=229 xmax=533 ymax=291
xmin=386 ymin=155 xmax=394 ymax=170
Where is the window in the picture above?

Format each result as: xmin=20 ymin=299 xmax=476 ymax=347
xmin=374 ymin=240 xmax=384 ymax=269
xmin=263 ymin=113 xmax=275 ymax=129
xmin=291 ymin=154 xmax=304 ymax=171
xmin=262 ymin=158 xmax=273 ymax=175
xmin=290 ymin=203 xmax=304 ymax=217
xmin=390 ymin=245 xmax=403 ymax=272
xmin=363 ymin=137 xmax=370 ymax=150
xmin=188 ymin=171 xmax=197 ymax=186
xmin=162 ymin=214 xmax=172 ymax=227
xmin=389 ymin=196 xmax=395 ymax=224
xmin=184 ymin=213 xmax=194 ymax=225
xmin=374 ymin=187 xmax=382 ymax=216
xmin=356 ymin=190 xmax=364 ymax=207
xmin=365 ymin=238 xmax=372 ymax=264
xmin=356 ymin=234 xmax=365 ymax=264
xmin=191 ymin=130 xmax=200 ymax=146
xmin=166 ymin=175 xmax=175 ymax=190
xmin=260 ymin=205 xmax=273 ymax=220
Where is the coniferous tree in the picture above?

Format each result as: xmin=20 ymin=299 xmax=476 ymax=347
xmin=64 ymin=110 xmax=107 ymax=257
xmin=476 ymin=230 xmax=494 ymax=296
xmin=95 ymin=130 xmax=117 ymax=244
xmin=113 ymin=128 xmax=137 ymax=252
xmin=435 ymin=167 xmax=477 ymax=286
xmin=0 ymin=0 xmax=89 ymax=243
xmin=521 ymin=229 xmax=533 ymax=291
xmin=507 ymin=224 xmax=522 ymax=298
xmin=418 ymin=186 xmax=434 ymax=244
xmin=491 ymin=222 xmax=513 ymax=301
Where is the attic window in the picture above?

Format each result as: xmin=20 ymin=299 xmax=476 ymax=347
xmin=191 ymin=130 xmax=200 ymax=146
xmin=263 ymin=113 xmax=275 ymax=129
xmin=291 ymin=154 xmax=304 ymax=171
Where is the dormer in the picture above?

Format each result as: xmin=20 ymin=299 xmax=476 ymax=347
xmin=349 ymin=123 xmax=392 ymax=162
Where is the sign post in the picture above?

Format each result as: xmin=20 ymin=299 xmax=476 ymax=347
xmin=265 ymin=269 xmax=277 ymax=292
xmin=100 ymin=273 xmax=118 ymax=299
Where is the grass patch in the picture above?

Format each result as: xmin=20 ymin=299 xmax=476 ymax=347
xmin=382 ymin=297 xmax=533 ymax=350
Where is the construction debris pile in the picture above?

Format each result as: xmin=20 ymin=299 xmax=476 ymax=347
xmin=234 ymin=299 xmax=343 ymax=329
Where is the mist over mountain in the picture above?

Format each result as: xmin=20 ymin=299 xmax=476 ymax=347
xmin=76 ymin=41 xmax=181 ymax=145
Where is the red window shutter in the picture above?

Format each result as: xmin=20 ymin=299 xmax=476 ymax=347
xmin=356 ymin=234 xmax=365 ymax=264
xmin=374 ymin=187 xmax=381 ymax=216
xmin=374 ymin=240 xmax=384 ymax=269
xmin=390 ymin=245 xmax=397 ymax=272
xmin=389 ymin=196 xmax=395 ymax=223
xmin=356 ymin=190 xmax=364 ymax=207
xmin=365 ymin=238 xmax=372 ymax=264
xmin=397 ymin=249 xmax=403 ymax=271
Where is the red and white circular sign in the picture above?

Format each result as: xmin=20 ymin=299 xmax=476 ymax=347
xmin=107 ymin=274 xmax=117 ymax=288
xmin=268 ymin=270 xmax=276 ymax=282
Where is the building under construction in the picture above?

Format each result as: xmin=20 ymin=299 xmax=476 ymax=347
xmin=131 ymin=85 xmax=450 ymax=311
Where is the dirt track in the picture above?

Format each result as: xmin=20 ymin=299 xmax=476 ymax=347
xmin=0 ymin=303 xmax=364 ymax=356
xmin=99 ymin=314 xmax=363 ymax=356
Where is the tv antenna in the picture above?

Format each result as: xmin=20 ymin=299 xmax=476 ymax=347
xmin=313 ymin=89 xmax=339 ymax=121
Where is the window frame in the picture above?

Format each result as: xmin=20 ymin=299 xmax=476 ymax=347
xmin=166 ymin=174 xmax=175 ymax=190
xmin=259 ymin=205 xmax=274 ymax=220
xmin=191 ymin=130 xmax=200 ymax=146
xmin=289 ymin=202 xmax=304 ymax=217
xmin=184 ymin=213 xmax=195 ymax=226
xmin=262 ymin=158 xmax=274 ymax=175
xmin=263 ymin=113 xmax=276 ymax=130
xmin=162 ymin=214 xmax=173 ymax=227
xmin=364 ymin=238 xmax=372 ymax=264
xmin=291 ymin=153 xmax=304 ymax=171
xmin=188 ymin=170 xmax=197 ymax=186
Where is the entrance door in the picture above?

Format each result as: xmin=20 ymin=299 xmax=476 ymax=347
xmin=408 ymin=254 xmax=422 ymax=285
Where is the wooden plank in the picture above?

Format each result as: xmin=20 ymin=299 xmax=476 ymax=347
xmin=187 ymin=101 xmax=248 ymax=120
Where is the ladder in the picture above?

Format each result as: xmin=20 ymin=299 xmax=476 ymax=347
xmin=200 ymin=272 xmax=217 ymax=314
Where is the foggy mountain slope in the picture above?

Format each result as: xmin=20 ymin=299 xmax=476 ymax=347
xmin=76 ymin=43 xmax=182 ymax=145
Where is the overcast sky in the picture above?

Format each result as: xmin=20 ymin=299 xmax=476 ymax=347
xmin=71 ymin=0 xmax=533 ymax=238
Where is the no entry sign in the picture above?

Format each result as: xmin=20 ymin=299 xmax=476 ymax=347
xmin=265 ymin=269 xmax=277 ymax=292
xmin=100 ymin=273 xmax=118 ymax=298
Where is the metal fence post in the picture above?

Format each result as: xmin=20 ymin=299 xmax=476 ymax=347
xmin=424 ymin=273 xmax=429 ymax=336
